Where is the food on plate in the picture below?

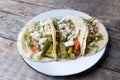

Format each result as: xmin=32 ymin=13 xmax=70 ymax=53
xmin=17 ymin=15 xmax=108 ymax=61
xmin=53 ymin=15 xmax=88 ymax=59
xmin=82 ymin=17 xmax=108 ymax=55
xmin=17 ymin=19 xmax=57 ymax=61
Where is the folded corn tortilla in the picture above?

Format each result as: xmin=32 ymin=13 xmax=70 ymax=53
xmin=17 ymin=19 xmax=57 ymax=61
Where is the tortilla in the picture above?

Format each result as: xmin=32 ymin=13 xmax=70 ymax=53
xmin=17 ymin=15 xmax=108 ymax=61
xmin=17 ymin=19 xmax=57 ymax=61
xmin=65 ymin=15 xmax=88 ymax=56
xmin=82 ymin=16 xmax=108 ymax=55
xmin=59 ymin=15 xmax=108 ymax=57
xmin=51 ymin=15 xmax=88 ymax=61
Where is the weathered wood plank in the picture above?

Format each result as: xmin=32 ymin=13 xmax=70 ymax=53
xmin=14 ymin=0 xmax=120 ymax=19
xmin=0 ymin=0 xmax=53 ymax=17
xmin=102 ymin=57 xmax=120 ymax=73
xmin=0 ymin=37 xmax=119 ymax=80
xmin=0 ymin=12 xmax=30 ymax=41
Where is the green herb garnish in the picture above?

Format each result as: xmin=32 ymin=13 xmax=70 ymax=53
xmin=35 ymin=21 xmax=40 ymax=30
xmin=92 ymin=44 xmax=99 ymax=53
xmin=27 ymin=39 xmax=34 ymax=48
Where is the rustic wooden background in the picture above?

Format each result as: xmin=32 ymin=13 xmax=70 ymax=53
xmin=0 ymin=0 xmax=120 ymax=80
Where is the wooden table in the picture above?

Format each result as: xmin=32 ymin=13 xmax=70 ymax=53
xmin=0 ymin=0 xmax=120 ymax=80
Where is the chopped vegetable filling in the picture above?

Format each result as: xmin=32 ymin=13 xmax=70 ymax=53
xmin=53 ymin=18 xmax=81 ymax=59
xmin=84 ymin=17 xmax=104 ymax=53
xmin=24 ymin=17 xmax=103 ymax=60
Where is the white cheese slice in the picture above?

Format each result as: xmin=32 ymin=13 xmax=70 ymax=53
xmin=64 ymin=40 xmax=74 ymax=47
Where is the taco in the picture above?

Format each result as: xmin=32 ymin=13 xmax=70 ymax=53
xmin=53 ymin=15 xmax=88 ymax=59
xmin=17 ymin=19 xmax=57 ymax=61
xmin=17 ymin=15 xmax=108 ymax=61
xmin=82 ymin=17 xmax=108 ymax=55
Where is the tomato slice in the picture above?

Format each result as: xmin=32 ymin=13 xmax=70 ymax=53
xmin=74 ymin=40 xmax=81 ymax=53
xmin=31 ymin=46 xmax=38 ymax=54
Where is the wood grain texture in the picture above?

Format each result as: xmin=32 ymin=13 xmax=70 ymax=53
xmin=0 ymin=0 xmax=120 ymax=79
xmin=0 ymin=37 xmax=119 ymax=80
xmin=0 ymin=12 xmax=30 ymax=41
xmin=14 ymin=0 xmax=120 ymax=19
xmin=0 ymin=0 xmax=53 ymax=17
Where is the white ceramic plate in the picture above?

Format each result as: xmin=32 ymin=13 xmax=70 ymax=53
xmin=23 ymin=9 xmax=106 ymax=76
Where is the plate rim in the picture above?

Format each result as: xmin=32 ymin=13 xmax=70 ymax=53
xmin=21 ymin=9 xmax=107 ymax=76
xmin=23 ymin=47 xmax=106 ymax=76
